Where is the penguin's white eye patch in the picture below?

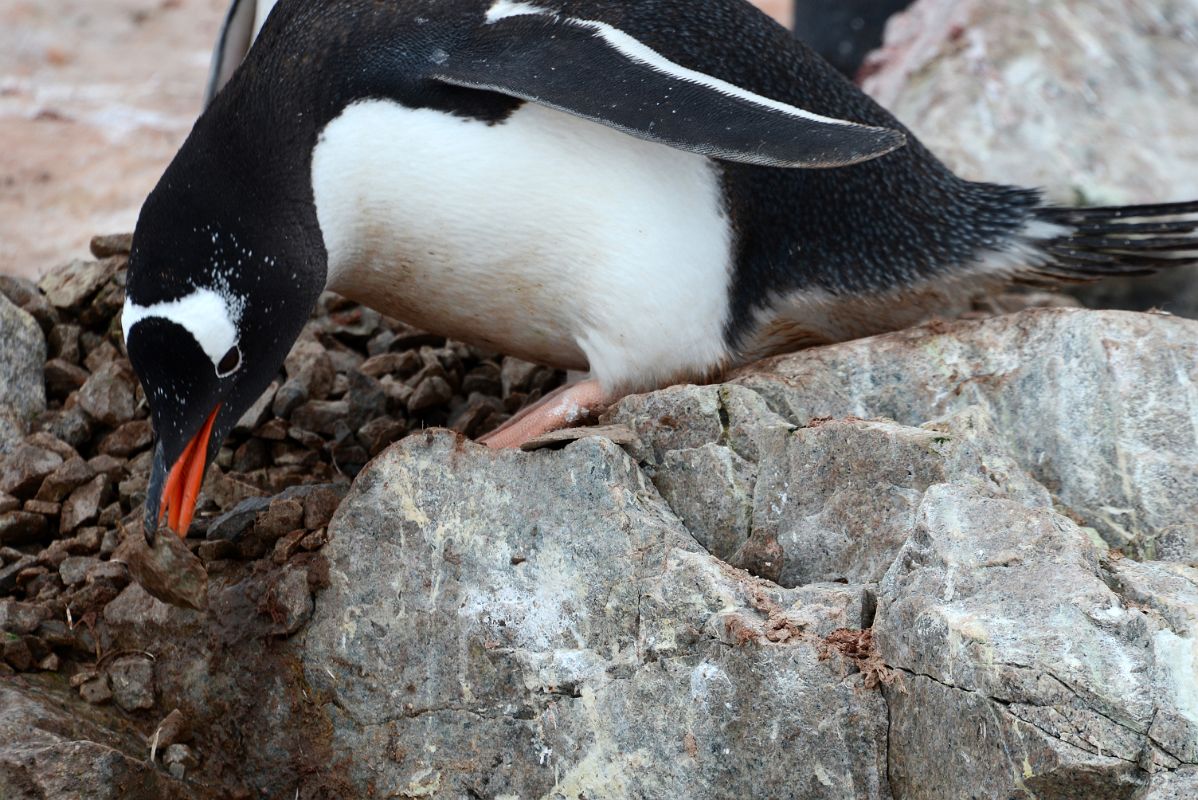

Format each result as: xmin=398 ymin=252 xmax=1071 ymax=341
xmin=122 ymin=287 xmax=242 ymax=376
xmin=216 ymin=345 xmax=242 ymax=377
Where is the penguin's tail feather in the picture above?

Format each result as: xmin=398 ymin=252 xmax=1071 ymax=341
xmin=1022 ymin=199 xmax=1198 ymax=283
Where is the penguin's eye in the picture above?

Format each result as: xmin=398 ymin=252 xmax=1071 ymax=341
xmin=216 ymin=345 xmax=242 ymax=377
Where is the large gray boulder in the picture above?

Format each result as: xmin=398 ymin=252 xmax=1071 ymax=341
xmin=290 ymin=308 xmax=1198 ymax=799
xmin=735 ymin=308 xmax=1198 ymax=562
xmin=862 ymin=0 xmax=1198 ymax=316
xmin=304 ymin=433 xmax=890 ymax=799
xmin=0 ymin=293 xmax=46 ymax=455
xmin=879 ymin=486 xmax=1197 ymax=798
xmin=611 ymin=393 xmax=1051 ymax=586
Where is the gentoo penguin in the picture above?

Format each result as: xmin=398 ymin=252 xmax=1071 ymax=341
xmin=125 ymin=0 xmax=1198 ymax=541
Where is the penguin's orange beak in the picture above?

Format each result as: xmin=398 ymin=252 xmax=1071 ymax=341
xmin=158 ymin=405 xmax=220 ymax=538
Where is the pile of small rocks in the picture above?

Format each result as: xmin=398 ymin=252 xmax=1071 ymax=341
xmin=0 ymin=233 xmax=565 ymax=681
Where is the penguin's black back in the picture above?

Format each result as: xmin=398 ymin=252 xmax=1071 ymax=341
xmin=204 ymin=0 xmax=1040 ymax=346
xmin=567 ymin=2 xmax=1039 ymax=343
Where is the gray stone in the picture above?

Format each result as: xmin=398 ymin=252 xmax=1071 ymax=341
xmin=1143 ymin=768 xmax=1198 ymax=799
xmin=85 ymin=560 xmax=129 ymax=589
xmin=23 ymin=499 xmax=59 ymax=517
xmin=37 ymin=257 xmax=121 ymax=310
xmin=265 ymin=564 xmax=312 ymax=636
xmin=0 ymin=555 xmax=34 ymax=594
xmin=243 ymin=497 xmax=304 ymax=557
xmin=43 ymin=358 xmax=90 ymax=396
xmin=289 ymin=399 xmax=348 ymax=435
xmin=89 ymin=233 xmax=133 ymax=259
xmin=97 ymin=420 xmax=153 ymax=457
xmin=499 ymin=357 xmax=547 ymax=396
xmin=59 ymin=556 xmax=99 ymax=587
xmin=359 ymin=351 xmax=418 ymax=378
xmin=107 ymin=655 xmax=155 ymax=711
xmin=357 ymin=415 xmax=406 ymax=456
xmin=82 ymin=339 xmax=120 ymax=374
xmin=149 ymin=708 xmax=192 ymax=751
xmin=346 ymin=369 xmax=387 ymax=426
xmin=76 ymin=362 xmax=138 ymax=427
xmin=79 ymin=674 xmax=113 ymax=705
xmin=37 ymin=406 xmax=94 ymax=449
xmin=68 ymin=525 xmax=104 ymax=553
xmin=35 ymin=456 xmax=96 ymax=503
xmin=24 ymin=432 xmax=77 ymax=461
xmin=117 ymin=522 xmax=209 ymax=611
xmin=270 ymin=377 xmax=308 ymax=419
xmin=47 ymin=323 xmax=81 ymax=364
xmin=876 ymin=484 xmax=1196 ymax=798
xmin=610 ymin=382 xmax=1047 ymax=586
xmin=302 ymin=432 xmax=889 ymax=798
xmin=0 ymin=599 xmax=48 ymax=634
xmin=406 ymin=374 xmax=453 ymax=413
xmin=293 ymin=483 xmax=346 ymax=530
xmin=0 ymin=511 xmax=50 ymax=546
xmin=0 ymin=442 xmax=63 ymax=498
xmin=0 ymin=275 xmax=56 ymax=331
xmin=59 ymin=475 xmax=109 ymax=534
xmin=0 ymin=293 xmax=46 ymax=455
xmin=162 ymin=743 xmax=198 ymax=780
xmin=743 ymin=409 xmax=1048 ymax=586
xmin=205 ymin=495 xmax=272 ymax=541
xmin=654 ymin=442 xmax=756 ymax=563
xmin=2 ymin=638 xmax=34 ymax=671
xmin=737 ymin=309 xmax=1198 ymax=561
xmin=233 ymin=380 xmax=277 ymax=435
xmin=283 ymin=338 xmax=335 ymax=400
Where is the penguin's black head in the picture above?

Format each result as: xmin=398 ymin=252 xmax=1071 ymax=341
xmin=123 ymin=161 xmax=326 ymax=543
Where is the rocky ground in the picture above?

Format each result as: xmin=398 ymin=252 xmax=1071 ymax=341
xmin=0 ymin=236 xmax=576 ymax=796
xmin=3 ymin=250 xmax=1198 ymax=798
xmin=3 ymin=0 xmax=1198 ymax=798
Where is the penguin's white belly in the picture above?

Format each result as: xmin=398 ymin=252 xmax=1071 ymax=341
xmin=311 ymin=100 xmax=734 ymax=389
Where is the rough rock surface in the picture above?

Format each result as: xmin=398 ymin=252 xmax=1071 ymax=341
xmin=0 ymin=293 xmax=46 ymax=454
xmin=304 ymin=434 xmax=888 ymax=798
xmin=735 ymin=309 xmax=1198 ymax=563
xmin=0 ymin=681 xmax=205 ymax=800
xmin=3 ymin=1 xmax=1198 ymax=791
xmin=862 ymin=0 xmax=1198 ymax=316
xmin=879 ymin=487 xmax=1196 ymax=798
xmin=2 ymin=303 xmax=1198 ymax=798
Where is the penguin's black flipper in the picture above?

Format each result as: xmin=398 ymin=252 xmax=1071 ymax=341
xmin=1027 ymin=200 xmax=1198 ymax=282
xmin=431 ymin=5 xmax=905 ymax=168
xmin=205 ymin=0 xmax=257 ymax=106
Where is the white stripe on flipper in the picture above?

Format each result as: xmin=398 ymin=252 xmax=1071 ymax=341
xmin=485 ymin=1 xmax=550 ymax=23
xmin=122 ymin=288 xmax=240 ymax=373
xmin=483 ymin=2 xmax=860 ymax=129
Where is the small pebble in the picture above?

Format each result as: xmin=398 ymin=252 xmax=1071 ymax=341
xmin=108 ymin=654 xmax=155 ymax=711
xmin=59 ymin=555 xmax=99 ymax=586
xmin=79 ymin=673 xmax=113 ymax=705
xmin=407 ymin=375 xmax=454 ymax=413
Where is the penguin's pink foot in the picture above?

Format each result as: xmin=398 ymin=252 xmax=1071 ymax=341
xmin=479 ymin=378 xmax=611 ymax=449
